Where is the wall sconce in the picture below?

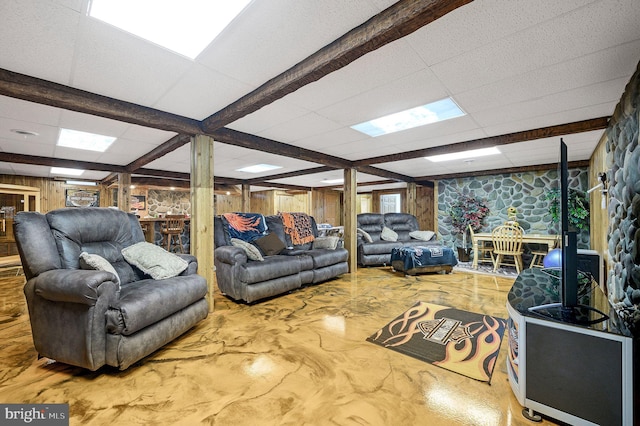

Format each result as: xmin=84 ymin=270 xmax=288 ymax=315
xmin=587 ymin=172 xmax=608 ymax=209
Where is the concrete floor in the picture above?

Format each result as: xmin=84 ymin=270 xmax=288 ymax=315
xmin=0 ymin=266 xmax=560 ymax=426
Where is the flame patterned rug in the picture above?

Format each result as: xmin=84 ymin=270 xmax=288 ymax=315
xmin=367 ymin=301 xmax=507 ymax=383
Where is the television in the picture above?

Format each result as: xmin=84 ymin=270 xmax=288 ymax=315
xmin=528 ymin=138 xmax=608 ymax=325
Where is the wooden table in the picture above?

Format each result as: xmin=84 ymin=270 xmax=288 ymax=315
xmin=471 ymin=232 xmax=560 ymax=269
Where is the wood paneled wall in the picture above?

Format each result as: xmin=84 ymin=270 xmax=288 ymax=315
xmin=357 ymin=194 xmax=372 ymax=213
xmin=0 ymin=176 xmax=436 ymax=232
xmin=312 ymin=189 xmax=342 ymax=225
xmin=275 ymin=191 xmax=310 ymax=214
xmin=589 ymin=131 xmax=610 ymax=289
xmin=0 ymin=175 xmax=107 ymax=212
xmin=249 ymin=190 xmax=275 ymax=215
xmin=214 ymin=194 xmax=243 ymax=215
xmin=367 ymin=185 xmax=435 ymax=230
xmin=416 ymin=185 xmax=435 ymax=231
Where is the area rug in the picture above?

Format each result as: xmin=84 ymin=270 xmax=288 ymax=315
xmin=366 ymin=301 xmax=507 ymax=383
xmin=454 ymin=261 xmax=518 ymax=278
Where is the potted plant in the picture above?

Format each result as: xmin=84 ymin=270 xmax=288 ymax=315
xmin=448 ymin=192 xmax=490 ymax=261
xmin=544 ymin=188 xmax=590 ymax=232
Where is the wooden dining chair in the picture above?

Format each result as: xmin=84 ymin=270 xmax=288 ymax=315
xmin=161 ymin=215 xmax=186 ymax=253
xmin=469 ymin=224 xmax=494 ymax=266
xmin=491 ymin=224 xmax=524 ymax=273
xmin=528 ymin=244 xmax=548 ymax=268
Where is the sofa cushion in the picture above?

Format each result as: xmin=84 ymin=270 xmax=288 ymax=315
xmin=312 ymin=236 xmax=340 ymax=250
xmin=381 ymin=226 xmax=398 ymax=242
xmin=240 ymin=255 xmax=302 ymax=284
xmin=356 ymin=213 xmax=384 ymax=242
xmin=409 ymin=230 xmax=435 ymax=241
xmin=107 ymin=274 xmax=207 ymax=336
xmin=356 ymin=228 xmax=373 ymax=243
xmin=383 ymin=213 xmax=420 ymax=242
xmin=304 ymin=248 xmax=348 ymax=269
xmin=253 ymin=232 xmax=286 ymax=256
xmin=79 ymin=251 xmax=121 ymax=288
xmin=360 ymin=240 xmax=403 ymax=255
xmin=121 ymin=242 xmax=189 ymax=279
xmin=231 ymin=238 xmax=264 ymax=261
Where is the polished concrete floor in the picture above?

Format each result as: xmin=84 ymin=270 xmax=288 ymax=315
xmin=0 ymin=267 xmax=560 ymax=426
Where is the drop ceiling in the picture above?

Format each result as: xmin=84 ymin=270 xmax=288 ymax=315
xmin=1 ymin=0 xmax=639 ymax=191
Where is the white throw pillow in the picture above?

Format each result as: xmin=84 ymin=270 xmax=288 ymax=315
xmin=121 ymin=242 xmax=189 ymax=280
xmin=380 ymin=226 xmax=398 ymax=242
xmin=312 ymin=236 xmax=340 ymax=250
xmin=409 ymin=230 xmax=435 ymax=241
xmin=79 ymin=252 xmax=121 ymax=289
xmin=356 ymin=228 xmax=373 ymax=243
xmin=230 ymin=238 xmax=264 ymax=261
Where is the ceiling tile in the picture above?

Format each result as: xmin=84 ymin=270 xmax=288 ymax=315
xmin=71 ymin=18 xmax=192 ymax=106
xmin=0 ymin=0 xmax=78 ymax=84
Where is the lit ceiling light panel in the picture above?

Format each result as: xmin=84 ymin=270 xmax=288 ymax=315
xmin=351 ymin=98 xmax=465 ymax=137
xmin=425 ymin=147 xmax=501 ymax=162
xmin=322 ymin=178 xmax=344 ymax=184
xmin=236 ymin=164 xmax=282 ymax=173
xmin=88 ymin=0 xmax=251 ymax=59
xmin=57 ymin=128 xmax=116 ymax=152
xmin=51 ymin=167 xmax=84 ymax=176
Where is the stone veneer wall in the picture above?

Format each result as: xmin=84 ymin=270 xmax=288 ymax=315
xmin=604 ymin=62 xmax=640 ymax=332
xmin=437 ymin=168 xmax=590 ymax=250
xmin=147 ymin=189 xmax=191 ymax=216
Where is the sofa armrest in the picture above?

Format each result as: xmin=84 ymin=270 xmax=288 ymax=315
xmin=176 ymin=253 xmax=198 ymax=275
xmin=31 ymin=269 xmax=118 ymax=305
xmin=214 ymin=245 xmax=248 ymax=265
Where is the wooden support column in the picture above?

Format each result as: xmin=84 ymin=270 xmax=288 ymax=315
xmin=343 ymin=168 xmax=357 ymax=273
xmin=191 ymin=135 xmax=216 ymax=312
xmin=117 ymin=173 xmax=131 ymax=212
xmin=406 ymin=182 xmax=417 ymax=216
xmin=241 ymin=183 xmax=251 ymax=211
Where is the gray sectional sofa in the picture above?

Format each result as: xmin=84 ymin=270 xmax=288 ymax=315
xmin=214 ymin=214 xmax=349 ymax=303
xmin=357 ymin=213 xmax=441 ymax=266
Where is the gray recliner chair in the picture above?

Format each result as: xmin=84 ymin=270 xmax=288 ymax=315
xmin=13 ymin=207 xmax=209 ymax=371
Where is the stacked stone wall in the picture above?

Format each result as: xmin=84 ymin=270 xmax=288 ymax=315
xmin=437 ymin=168 xmax=589 ymax=250
xmin=147 ymin=189 xmax=191 ymax=217
xmin=605 ymin=62 xmax=640 ymax=332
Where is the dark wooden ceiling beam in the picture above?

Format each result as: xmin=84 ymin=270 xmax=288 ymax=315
xmin=211 ymin=127 xmax=353 ymax=169
xmin=418 ymin=160 xmax=591 ymax=181
xmin=135 ymin=168 xmax=190 ymax=180
xmin=356 ymin=165 xmax=415 ymax=182
xmin=246 ymin=166 xmax=335 ymax=183
xmin=101 ymin=172 xmax=119 ymax=185
xmin=0 ymin=68 xmax=203 ymax=135
xmin=0 ymin=152 xmax=127 ymax=173
xmin=126 ymin=134 xmax=192 ymax=172
xmin=353 ymin=117 xmax=610 ymax=166
xmin=200 ymin=0 xmax=473 ymax=132
xmin=131 ymin=177 xmax=191 ymax=189
xmin=214 ymin=177 xmax=246 ymax=186
xmin=248 ymin=182 xmax=313 ymax=192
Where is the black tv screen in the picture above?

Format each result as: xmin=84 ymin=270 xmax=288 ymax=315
xmin=560 ymin=139 xmax=579 ymax=308
xmin=528 ymin=139 xmax=607 ymax=325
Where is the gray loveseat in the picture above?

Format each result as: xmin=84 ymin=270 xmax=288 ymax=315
xmin=357 ymin=213 xmax=441 ymax=266
xmin=214 ymin=214 xmax=349 ymax=303
xmin=13 ymin=207 xmax=208 ymax=371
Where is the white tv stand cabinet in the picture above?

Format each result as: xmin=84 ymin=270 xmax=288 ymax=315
xmin=506 ymin=268 xmax=634 ymax=425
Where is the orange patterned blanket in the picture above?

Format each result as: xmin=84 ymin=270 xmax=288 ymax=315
xmin=279 ymin=212 xmax=314 ymax=245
